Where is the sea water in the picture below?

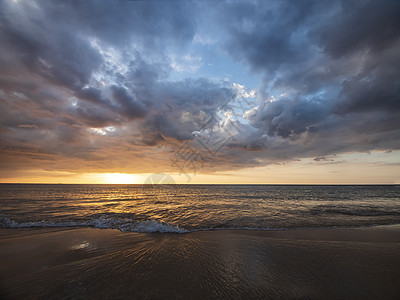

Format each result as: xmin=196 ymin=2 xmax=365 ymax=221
xmin=1 ymin=184 xmax=399 ymax=233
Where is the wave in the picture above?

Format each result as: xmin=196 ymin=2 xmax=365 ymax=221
xmin=0 ymin=216 xmax=187 ymax=233
xmin=310 ymin=207 xmax=400 ymax=217
xmin=91 ymin=216 xmax=187 ymax=233
xmin=1 ymin=216 xmax=399 ymax=234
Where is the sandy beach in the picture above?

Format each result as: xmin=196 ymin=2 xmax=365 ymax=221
xmin=1 ymin=225 xmax=400 ymax=299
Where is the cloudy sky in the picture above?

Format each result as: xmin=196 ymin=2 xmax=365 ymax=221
xmin=0 ymin=0 xmax=399 ymax=184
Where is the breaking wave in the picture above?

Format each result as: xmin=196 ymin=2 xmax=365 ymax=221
xmin=0 ymin=216 xmax=188 ymax=233
xmin=2 ymin=216 xmax=399 ymax=234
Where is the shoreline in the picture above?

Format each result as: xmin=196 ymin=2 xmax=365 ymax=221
xmin=1 ymin=225 xmax=400 ymax=299
xmin=1 ymin=222 xmax=400 ymax=241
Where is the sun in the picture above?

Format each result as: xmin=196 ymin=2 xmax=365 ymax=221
xmin=103 ymin=173 xmax=138 ymax=184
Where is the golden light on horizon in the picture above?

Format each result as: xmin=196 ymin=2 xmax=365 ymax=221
xmin=102 ymin=173 xmax=139 ymax=184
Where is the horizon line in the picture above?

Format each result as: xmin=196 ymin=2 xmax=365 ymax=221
xmin=1 ymin=183 xmax=399 ymax=186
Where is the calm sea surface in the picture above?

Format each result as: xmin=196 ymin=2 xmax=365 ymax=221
xmin=1 ymin=184 xmax=399 ymax=232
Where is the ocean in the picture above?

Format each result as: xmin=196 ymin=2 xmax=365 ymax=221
xmin=1 ymin=184 xmax=400 ymax=299
xmin=1 ymin=184 xmax=399 ymax=232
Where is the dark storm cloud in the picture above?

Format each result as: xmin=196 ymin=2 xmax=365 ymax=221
xmin=334 ymin=47 xmax=400 ymax=114
xmin=111 ymin=86 xmax=147 ymax=119
xmin=245 ymin=96 xmax=329 ymax=139
xmin=218 ymin=0 xmax=337 ymax=77
xmin=0 ymin=14 xmax=102 ymax=90
xmin=138 ymin=78 xmax=236 ymax=142
xmin=0 ymin=0 xmax=399 ymax=175
xmin=215 ymin=0 xmax=400 ymax=163
xmin=316 ymin=0 xmax=400 ymax=58
xmin=50 ymin=0 xmax=195 ymax=48
xmin=0 ymin=0 xmax=239 ymax=173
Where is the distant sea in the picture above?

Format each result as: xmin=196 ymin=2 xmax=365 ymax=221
xmin=1 ymin=184 xmax=400 ymax=233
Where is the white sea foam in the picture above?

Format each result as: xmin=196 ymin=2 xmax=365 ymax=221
xmin=0 ymin=217 xmax=88 ymax=228
xmin=70 ymin=241 xmax=90 ymax=250
xmin=0 ymin=216 xmax=188 ymax=233
xmin=91 ymin=216 xmax=188 ymax=233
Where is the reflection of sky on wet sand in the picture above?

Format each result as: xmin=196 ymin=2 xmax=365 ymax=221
xmin=1 ymin=227 xmax=400 ymax=298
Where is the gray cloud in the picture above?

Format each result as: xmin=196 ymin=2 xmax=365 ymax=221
xmin=215 ymin=0 xmax=400 ymax=161
xmin=316 ymin=0 xmax=400 ymax=58
xmin=0 ymin=0 xmax=399 ymax=176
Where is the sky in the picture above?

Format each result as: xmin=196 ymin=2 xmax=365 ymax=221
xmin=0 ymin=0 xmax=399 ymax=184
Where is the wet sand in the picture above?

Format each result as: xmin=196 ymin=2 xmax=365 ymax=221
xmin=1 ymin=225 xmax=400 ymax=299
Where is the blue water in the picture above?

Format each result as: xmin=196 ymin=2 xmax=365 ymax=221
xmin=1 ymin=184 xmax=399 ymax=232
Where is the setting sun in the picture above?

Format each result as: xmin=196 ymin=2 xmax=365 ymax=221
xmin=103 ymin=173 xmax=138 ymax=184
